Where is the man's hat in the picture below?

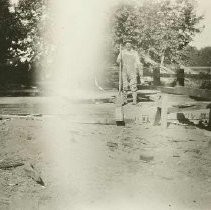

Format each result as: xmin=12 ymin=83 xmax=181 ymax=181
xmin=124 ymin=39 xmax=133 ymax=44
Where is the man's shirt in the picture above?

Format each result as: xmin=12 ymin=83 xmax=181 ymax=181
xmin=117 ymin=49 xmax=141 ymax=73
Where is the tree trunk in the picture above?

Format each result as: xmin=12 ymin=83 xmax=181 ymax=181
xmin=153 ymin=53 xmax=164 ymax=86
xmin=160 ymin=54 xmax=165 ymax=68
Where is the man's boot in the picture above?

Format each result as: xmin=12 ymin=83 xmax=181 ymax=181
xmin=132 ymin=91 xmax=137 ymax=105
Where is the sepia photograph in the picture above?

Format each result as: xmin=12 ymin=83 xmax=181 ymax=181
xmin=0 ymin=0 xmax=211 ymax=209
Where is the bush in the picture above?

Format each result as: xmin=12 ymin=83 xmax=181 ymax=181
xmin=200 ymin=80 xmax=211 ymax=90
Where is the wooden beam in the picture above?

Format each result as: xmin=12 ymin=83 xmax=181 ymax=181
xmin=159 ymin=87 xmax=211 ymax=100
xmin=167 ymin=102 xmax=211 ymax=114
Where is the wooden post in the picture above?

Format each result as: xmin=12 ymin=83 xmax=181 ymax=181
xmin=208 ymin=108 xmax=211 ymax=128
xmin=161 ymin=93 xmax=168 ymax=128
xmin=154 ymin=107 xmax=161 ymax=125
xmin=176 ymin=68 xmax=184 ymax=86
xmin=153 ymin=66 xmax=161 ymax=86
xmin=154 ymin=94 xmax=162 ymax=125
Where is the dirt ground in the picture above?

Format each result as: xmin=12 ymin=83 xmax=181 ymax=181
xmin=0 ymin=96 xmax=211 ymax=210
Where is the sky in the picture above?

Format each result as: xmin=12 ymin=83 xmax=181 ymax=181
xmin=191 ymin=0 xmax=211 ymax=49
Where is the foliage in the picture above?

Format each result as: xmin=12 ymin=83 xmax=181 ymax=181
xmin=8 ymin=0 xmax=53 ymax=64
xmin=0 ymin=0 xmax=17 ymax=63
xmin=182 ymin=46 xmax=211 ymax=66
xmin=110 ymin=0 xmax=203 ymax=65
xmin=200 ymin=80 xmax=211 ymax=90
xmin=198 ymin=47 xmax=211 ymax=66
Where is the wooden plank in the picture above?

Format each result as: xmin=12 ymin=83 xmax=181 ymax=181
xmin=167 ymin=102 xmax=211 ymax=114
xmin=161 ymin=93 xmax=168 ymax=128
xmin=159 ymin=87 xmax=211 ymax=100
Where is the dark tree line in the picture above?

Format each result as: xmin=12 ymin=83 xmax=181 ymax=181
xmin=0 ymin=0 xmax=16 ymax=63
xmin=183 ymin=46 xmax=211 ymax=66
xmin=0 ymin=0 xmax=52 ymax=86
xmin=0 ymin=0 xmax=50 ymax=65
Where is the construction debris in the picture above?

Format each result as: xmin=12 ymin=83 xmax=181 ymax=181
xmin=139 ymin=154 xmax=154 ymax=162
xmin=24 ymin=163 xmax=45 ymax=186
xmin=0 ymin=158 xmax=24 ymax=170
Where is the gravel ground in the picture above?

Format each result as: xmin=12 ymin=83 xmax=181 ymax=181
xmin=0 ymin=97 xmax=211 ymax=210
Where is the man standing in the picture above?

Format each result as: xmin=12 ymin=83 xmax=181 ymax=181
xmin=117 ymin=40 xmax=141 ymax=105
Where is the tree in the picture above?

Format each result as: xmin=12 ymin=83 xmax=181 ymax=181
xmin=181 ymin=45 xmax=199 ymax=66
xmin=9 ymin=0 xmax=53 ymax=65
xmin=197 ymin=47 xmax=211 ymax=66
xmin=110 ymin=0 xmax=203 ymax=66
xmin=0 ymin=0 xmax=17 ymax=63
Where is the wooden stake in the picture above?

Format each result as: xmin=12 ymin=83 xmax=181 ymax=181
xmin=208 ymin=108 xmax=211 ymax=128
xmin=161 ymin=93 xmax=168 ymax=128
